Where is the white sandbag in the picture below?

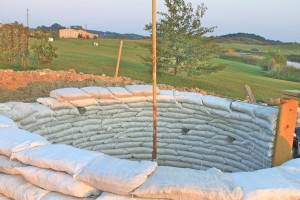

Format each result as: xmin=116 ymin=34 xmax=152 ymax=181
xmin=107 ymin=87 xmax=132 ymax=98
xmin=0 ymin=155 xmax=22 ymax=175
xmin=97 ymin=192 xmax=162 ymax=200
xmin=37 ymin=97 xmax=75 ymax=110
xmin=173 ymin=91 xmax=203 ymax=105
xmin=69 ymin=98 xmax=98 ymax=107
xmin=202 ymin=95 xmax=232 ymax=112
xmin=125 ymin=85 xmax=159 ymax=96
xmin=0 ymin=128 xmax=50 ymax=157
xmin=281 ymin=158 xmax=300 ymax=167
xmin=81 ymin=86 xmax=116 ymax=99
xmin=41 ymin=192 xmax=86 ymax=200
xmin=0 ymin=115 xmax=17 ymax=128
xmin=16 ymin=166 xmax=100 ymax=198
xmin=50 ymin=88 xmax=91 ymax=101
xmin=75 ymin=154 xmax=157 ymax=195
xmin=229 ymin=166 xmax=300 ymax=200
xmin=12 ymin=144 xmax=102 ymax=175
xmin=254 ymin=106 xmax=278 ymax=123
xmin=0 ymin=173 xmax=49 ymax=200
xmin=0 ymin=194 xmax=11 ymax=200
xmin=230 ymin=101 xmax=262 ymax=116
xmin=55 ymin=108 xmax=80 ymax=116
xmin=133 ymin=166 xmax=242 ymax=200
xmin=8 ymin=103 xmax=37 ymax=121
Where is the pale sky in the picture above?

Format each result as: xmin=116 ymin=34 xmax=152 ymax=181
xmin=0 ymin=0 xmax=299 ymax=42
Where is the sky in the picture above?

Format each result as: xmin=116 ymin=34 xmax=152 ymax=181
xmin=0 ymin=0 xmax=299 ymax=42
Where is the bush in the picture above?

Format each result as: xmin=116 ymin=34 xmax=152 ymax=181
xmin=31 ymin=32 xmax=58 ymax=65
xmin=261 ymin=50 xmax=287 ymax=71
xmin=266 ymin=66 xmax=300 ymax=82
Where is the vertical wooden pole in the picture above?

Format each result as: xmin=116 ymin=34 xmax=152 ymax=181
xmin=114 ymin=40 xmax=123 ymax=81
xmin=152 ymin=0 xmax=157 ymax=161
xmin=272 ymin=99 xmax=298 ymax=166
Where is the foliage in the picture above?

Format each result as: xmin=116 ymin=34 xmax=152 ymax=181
xmin=266 ymin=66 xmax=300 ymax=83
xmin=142 ymin=0 xmax=220 ymax=76
xmin=70 ymin=25 xmax=83 ymax=30
xmin=31 ymin=32 xmax=58 ymax=65
xmin=220 ymin=50 xmax=262 ymax=66
xmin=261 ymin=50 xmax=287 ymax=71
xmin=86 ymin=35 xmax=90 ymax=39
xmin=78 ymin=33 xmax=83 ymax=39
xmin=0 ymin=23 xmax=29 ymax=67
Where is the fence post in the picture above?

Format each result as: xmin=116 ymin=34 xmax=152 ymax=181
xmin=114 ymin=40 xmax=123 ymax=81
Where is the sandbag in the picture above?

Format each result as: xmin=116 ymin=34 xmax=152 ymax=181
xmin=125 ymin=85 xmax=159 ymax=96
xmin=96 ymin=192 xmax=162 ymax=200
xmin=50 ymin=88 xmax=91 ymax=101
xmin=16 ymin=166 xmax=100 ymax=198
xmin=202 ymin=95 xmax=232 ymax=112
xmin=75 ymin=154 xmax=157 ymax=195
xmin=0 ymin=115 xmax=17 ymax=128
xmin=133 ymin=166 xmax=242 ymax=200
xmin=37 ymin=97 xmax=75 ymax=110
xmin=0 ymin=194 xmax=11 ymax=200
xmin=0 ymin=173 xmax=49 ymax=200
xmin=41 ymin=192 xmax=87 ymax=200
xmin=0 ymin=155 xmax=23 ymax=175
xmin=12 ymin=144 xmax=102 ymax=175
xmin=81 ymin=87 xmax=115 ymax=99
xmin=281 ymin=158 xmax=300 ymax=167
xmin=107 ymin=87 xmax=132 ymax=98
xmin=0 ymin=127 xmax=50 ymax=157
xmin=229 ymin=166 xmax=300 ymax=200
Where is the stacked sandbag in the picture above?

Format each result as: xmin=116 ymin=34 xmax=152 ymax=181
xmin=132 ymin=166 xmax=243 ymax=200
xmin=228 ymin=158 xmax=300 ymax=200
xmin=1 ymin=85 xmax=279 ymax=172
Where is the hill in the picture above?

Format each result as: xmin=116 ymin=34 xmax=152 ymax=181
xmin=217 ymin=33 xmax=283 ymax=45
xmin=87 ymin=30 xmax=145 ymax=39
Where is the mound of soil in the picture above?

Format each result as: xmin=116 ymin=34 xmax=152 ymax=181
xmin=0 ymin=69 xmax=210 ymax=103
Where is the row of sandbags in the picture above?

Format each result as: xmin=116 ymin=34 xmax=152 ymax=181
xmin=0 ymin=120 xmax=157 ymax=199
xmin=0 ymin=86 xmax=279 ymax=172
xmin=1 ymin=115 xmax=300 ymax=200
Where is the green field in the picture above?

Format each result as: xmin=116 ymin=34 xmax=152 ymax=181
xmin=1 ymin=39 xmax=300 ymax=101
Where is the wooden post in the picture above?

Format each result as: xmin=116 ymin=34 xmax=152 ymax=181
xmin=272 ymin=99 xmax=298 ymax=166
xmin=152 ymin=0 xmax=157 ymax=161
xmin=114 ymin=40 xmax=123 ymax=81
xmin=245 ymin=85 xmax=257 ymax=103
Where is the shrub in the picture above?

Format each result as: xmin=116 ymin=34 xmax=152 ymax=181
xmin=261 ymin=50 xmax=287 ymax=71
xmin=266 ymin=66 xmax=300 ymax=82
xmin=31 ymin=31 xmax=58 ymax=65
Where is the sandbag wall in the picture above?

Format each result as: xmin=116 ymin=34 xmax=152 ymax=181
xmin=0 ymin=85 xmax=279 ymax=172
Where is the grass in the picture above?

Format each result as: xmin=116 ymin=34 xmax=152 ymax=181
xmin=1 ymin=38 xmax=300 ymax=101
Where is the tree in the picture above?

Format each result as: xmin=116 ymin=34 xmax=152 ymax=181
xmin=70 ymin=25 xmax=83 ymax=30
xmin=31 ymin=31 xmax=58 ymax=65
xmin=142 ymin=0 xmax=221 ymax=76
xmin=261 ymin=50 xmax=287 ymax=71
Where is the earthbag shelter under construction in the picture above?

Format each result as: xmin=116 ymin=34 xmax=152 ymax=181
xmin=0 ymin=85 xmax=299 ymax=200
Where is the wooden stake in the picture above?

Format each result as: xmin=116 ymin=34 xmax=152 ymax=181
xmin=114 ymin=40 xmax=123 ymax=81
xmin=152 ymin=0 xmax=157 ymax=161
xmin=272 ymin=99 xmax=298 ymax=166
xmin=245 ymin=85 xmax=257 ymax=103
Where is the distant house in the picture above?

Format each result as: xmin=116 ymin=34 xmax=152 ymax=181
xmin=59 ymin=28 xmax=98 ymax=39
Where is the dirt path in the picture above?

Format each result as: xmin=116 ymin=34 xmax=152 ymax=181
xmin=0 ymin=69 xmax=210 ymax=103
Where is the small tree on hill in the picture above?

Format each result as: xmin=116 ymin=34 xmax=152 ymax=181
xmin=31 ymin=31 xmax=58 ymax=65
xmin=142 ymin=0 xmax=221 ymax=76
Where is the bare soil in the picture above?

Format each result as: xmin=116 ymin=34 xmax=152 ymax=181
xmin=0 ymin=69 xmax=210 ymax=103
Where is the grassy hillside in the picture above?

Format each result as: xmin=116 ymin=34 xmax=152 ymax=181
xmin=1 ymin=39 xmax=300 ymax=101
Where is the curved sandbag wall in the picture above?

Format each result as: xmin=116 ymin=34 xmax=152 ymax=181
xmin=0 ymin=85 xmax=279 ymax=172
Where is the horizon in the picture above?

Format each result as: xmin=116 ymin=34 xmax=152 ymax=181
xmin=0 ymin=0 xmax=300 ymax=43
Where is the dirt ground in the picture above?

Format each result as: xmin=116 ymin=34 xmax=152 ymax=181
xmin=0 ymin=69 xmax=210 ymax=103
